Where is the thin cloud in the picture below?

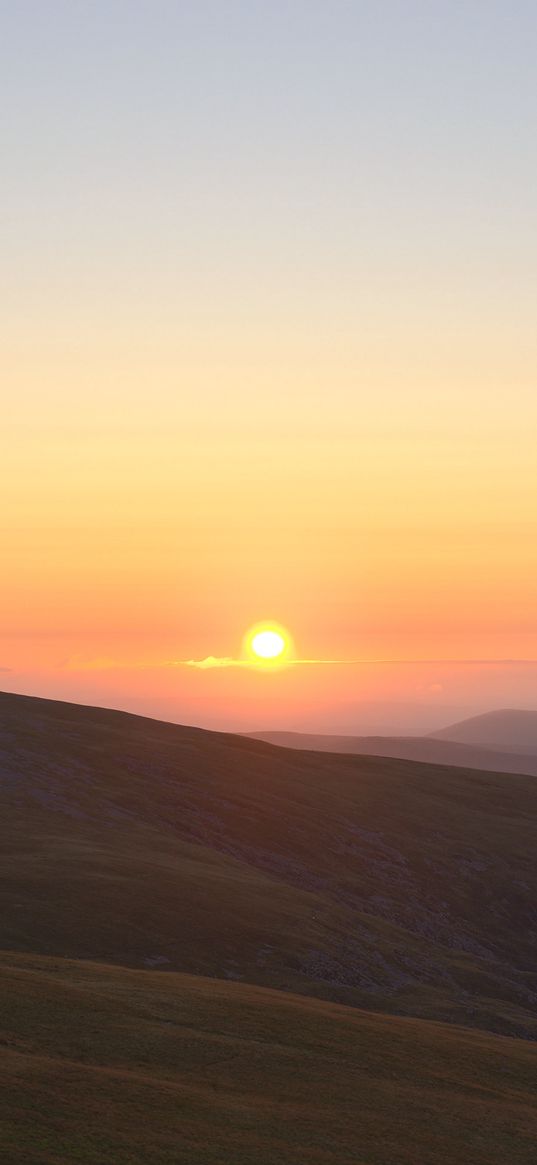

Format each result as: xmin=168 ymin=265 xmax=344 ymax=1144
xmin=182 ymin=657 xmax=355 ymax=669
xmin=184 ymin=656 xmax=252 ymax=670
xmin=181 ymin=656 xmax=537 ymax=670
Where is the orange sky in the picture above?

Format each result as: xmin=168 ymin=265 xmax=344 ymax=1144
xmin=2 ymin=4 xmax=537 ymax=731
xmin=3 ymin=356 xmax=537 ymax=732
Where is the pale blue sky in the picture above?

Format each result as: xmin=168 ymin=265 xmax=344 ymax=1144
xmin=3 ymin=0 xmax=536 ymax=438
xmin=3 ymin=1 xmax=536 ymax=329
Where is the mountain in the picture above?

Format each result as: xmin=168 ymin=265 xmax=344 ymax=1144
xmin=1 ymin=950 xmax=536 ymax=1165
xmin=3 ymin=689 xmax=537 ymax=1162
xmin=1 ymin=689 xmax=537 ymax=1041
xmin=248 ymin=729 xmax=537 ymax=778
xmin=429 ymin=709 xmax=537 ymax=751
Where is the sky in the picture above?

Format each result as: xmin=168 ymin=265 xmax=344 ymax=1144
xmin=2 ymin=1 xmax=537 ymax=732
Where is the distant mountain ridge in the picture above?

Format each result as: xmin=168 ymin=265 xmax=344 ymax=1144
xmin=249 ymin=728 xmax=537 ymax=778
xmin=429 ymin=708 xmax=537 ymax=751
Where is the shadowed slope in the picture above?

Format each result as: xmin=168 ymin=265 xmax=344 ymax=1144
xmin=1 ymin=690 xmax=537 ymax=1037
xmin=1 ymin=952 xmax=536 ymax=1165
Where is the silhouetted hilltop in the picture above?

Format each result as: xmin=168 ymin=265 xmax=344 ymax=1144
xmin=430 ymin=709 xmax=537 ymax=751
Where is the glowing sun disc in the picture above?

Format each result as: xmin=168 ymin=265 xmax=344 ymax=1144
xmin=251 ymin=630 xmax=285 ymax=659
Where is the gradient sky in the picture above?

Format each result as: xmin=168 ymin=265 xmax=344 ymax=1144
xmin=2 ymin=2 xmax=537 ymax=730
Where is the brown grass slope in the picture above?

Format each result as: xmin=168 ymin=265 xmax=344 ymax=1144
xmin=1 ymin=690 xmax=537 ymax=1037
xmin=1 ymin=951 xmax=536 ymax=1165
xmin=248 ymin=729 xmax=537 ymax=778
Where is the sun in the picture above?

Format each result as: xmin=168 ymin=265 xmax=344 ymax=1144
xmin=244 ymin=622 xmax=292 ymax=665
xmin=251 ymin=629 xmax=285 ymax=660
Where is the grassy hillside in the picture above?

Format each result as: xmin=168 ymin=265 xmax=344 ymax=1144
xmin=1 ymin=690 xmax=537 ymax=1037
xmin=249 ymin=729 xmax=537 ymax=778
xmin=1 ymin=951 xmax=536 ymax=1165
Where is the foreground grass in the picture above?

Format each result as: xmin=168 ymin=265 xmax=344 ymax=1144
xmin=0 ymin=952 xmax=536 ymax=1164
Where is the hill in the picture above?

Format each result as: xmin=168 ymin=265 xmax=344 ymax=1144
xmin=1 ymin=951 xmax=536 ymax=1165
xmin=1 ymin=690 xmax=537 ymax=1039
xmin=430 ymin=709 xmax=537 ymax=751
xmin=248 ymin=729 xmax=537 ymax=778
